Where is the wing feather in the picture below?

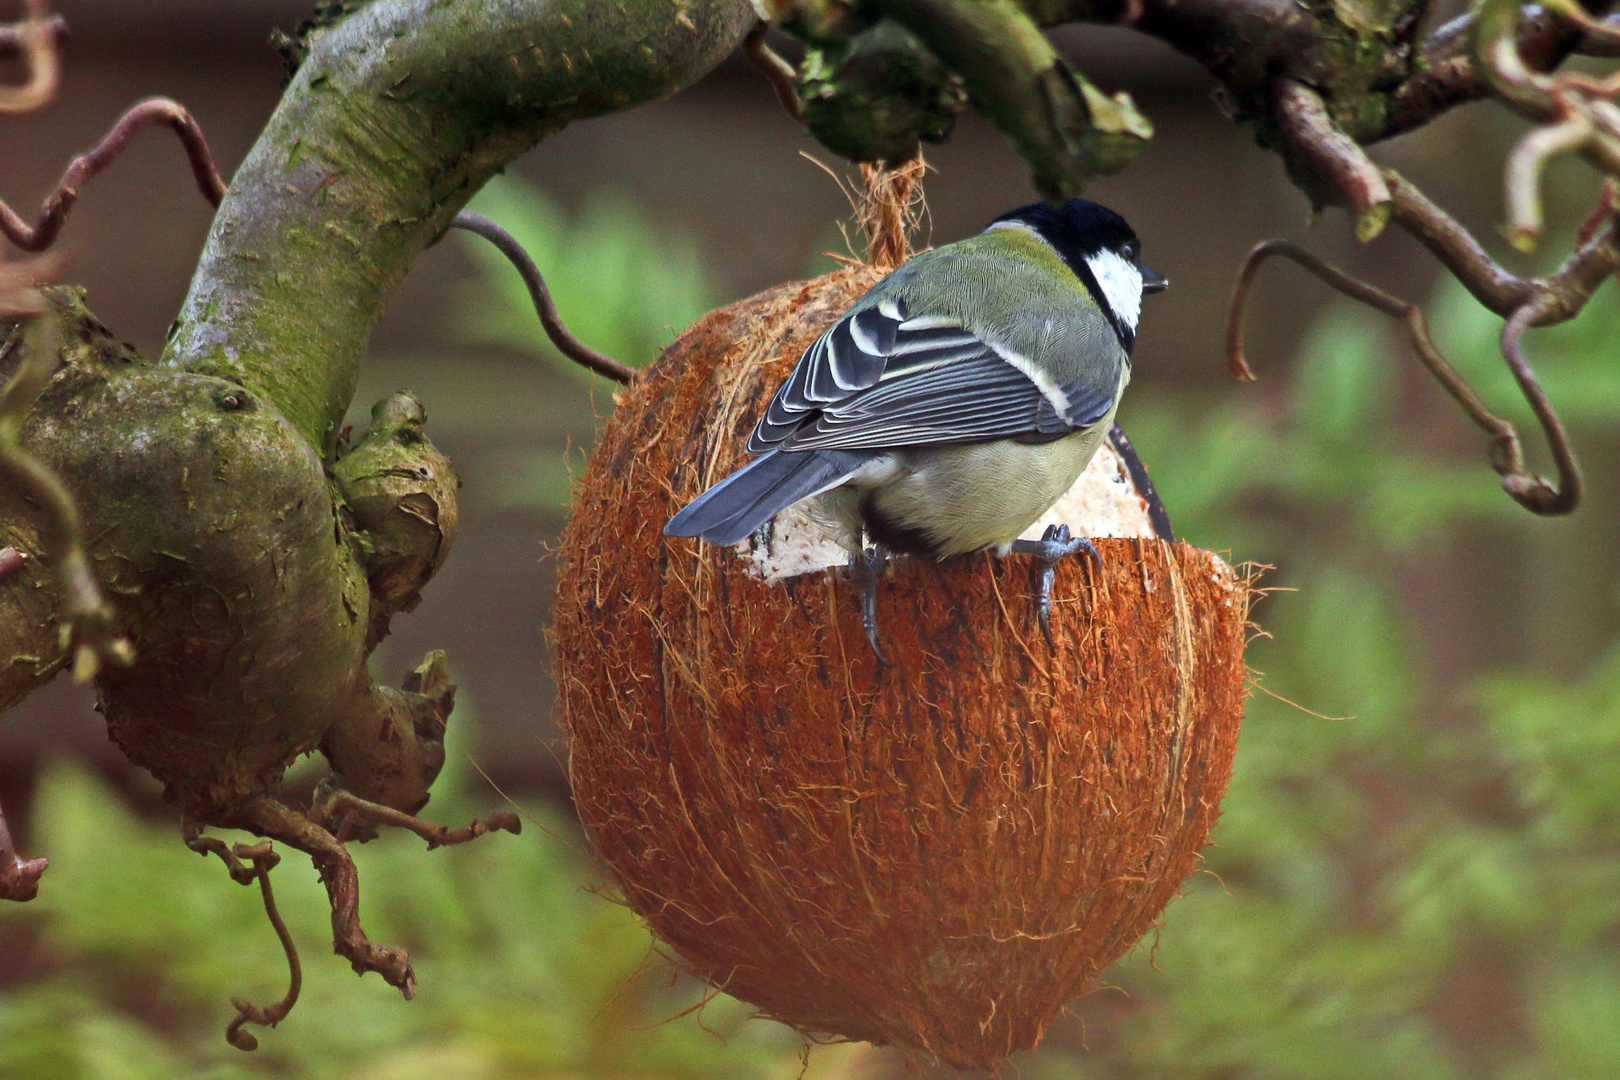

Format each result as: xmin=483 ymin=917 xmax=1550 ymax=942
xmin=747 ymin=294 xmax=1118 ymax=456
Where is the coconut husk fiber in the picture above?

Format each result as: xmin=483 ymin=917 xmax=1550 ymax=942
xmin=553 ymin=177 xmax=1251 ymax=1070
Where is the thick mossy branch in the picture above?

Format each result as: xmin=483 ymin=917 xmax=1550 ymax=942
xmin=3 ymin=0 xmax=760 ymax=1015
xmin=162 ymin=0 xmax=756 ymax=453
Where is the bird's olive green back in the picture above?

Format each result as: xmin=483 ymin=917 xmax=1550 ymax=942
xmin=853 ymin=227 xmax=1129 ymax=389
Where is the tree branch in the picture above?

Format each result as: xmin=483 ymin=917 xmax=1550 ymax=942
xmin=866 ymin=0 xmax=1152 ymax=199
xmin=1274 ymin=80 xmax=1391 ymax=241
xmin=160 ymin=0 xmax=755 ymax=453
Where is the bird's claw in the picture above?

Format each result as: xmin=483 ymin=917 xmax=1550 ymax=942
xmin=848 ymin=544 xmax=891 ymax=666
xmin=1009 ymin=524 xmax=1101 ymax=646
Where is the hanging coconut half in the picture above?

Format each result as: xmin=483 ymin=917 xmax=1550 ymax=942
xmin=553 ymin=182 xmax=1252 ymax=1070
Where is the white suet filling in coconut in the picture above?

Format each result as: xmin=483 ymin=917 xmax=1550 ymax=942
xmin=740 ymin=441 xmax=1159 ymax=583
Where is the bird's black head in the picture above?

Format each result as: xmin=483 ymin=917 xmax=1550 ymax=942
xmin=988 ymin=199 xmax=1168 ymax=353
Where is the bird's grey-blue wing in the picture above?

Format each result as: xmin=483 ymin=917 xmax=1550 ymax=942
xmin=749 ymin=299 xmax=987 ymax=452
xmin=749 ymin=300 xmax=1116 ymax=454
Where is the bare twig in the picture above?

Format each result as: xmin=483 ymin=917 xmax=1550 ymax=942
xmin=1498 ymin=296 xmax=1582 ymax=513
xmin=1470 ymin=0 xmax=1620 ymax=248
xmin=232 ymin=796 xmax=417 ymax=998
xmin=312 ymin=788 xmax=521 ymax=850
xmin=448 ymin=211 xmax=636 ymax=384
xmin=1504 ymin=103 xmax=1596 ymax=249
xmin=744 ymin=20 xmax=802 ymax=120
xmin=185 ymin=826 xmax=304 ymax=1051
xmin=0 ymin=792 xmax=48 ymax=901
xmin=1542 ymin=0 xmax=1620 ymax=48
xmin=1227 ymin=239 xmax=1583 ymax=515
xmin=1383 ymin=171 xmax=1532 ymax=315
xmin=1274 ymin=79 xmax=1392 ymax=241
xmin=0 ymin=97 xmax=227 ymax=253
xmin=1387 ymin=7 xmax=1591 ymax=140
xmin=0 ymin=0 xmax=58 ymax=115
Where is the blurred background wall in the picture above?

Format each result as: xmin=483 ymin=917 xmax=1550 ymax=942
xmin=3 ymin=3 xmax=1619 ymax=1079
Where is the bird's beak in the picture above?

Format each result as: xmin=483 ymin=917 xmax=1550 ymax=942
xmin=1140 ymin=265 xmax=1169 ymax=294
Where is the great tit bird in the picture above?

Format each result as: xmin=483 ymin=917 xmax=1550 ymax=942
xmin=666 ymin=198 xmax=1167 ymax=658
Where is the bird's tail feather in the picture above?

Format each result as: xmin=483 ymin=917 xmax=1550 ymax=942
xmin=666 ymin=449 xmax=863 ymax=546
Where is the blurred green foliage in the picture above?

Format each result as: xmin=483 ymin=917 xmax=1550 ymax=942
xmin=0 ymin=745 xmax=860 ymax=1080
xmin=2 ymin=189 xmax=1618 ymax=1079
xmin=1058 ymin=271 xmax=1620 ymax=1080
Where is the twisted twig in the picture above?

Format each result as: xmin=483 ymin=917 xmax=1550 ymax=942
xmin=1228 ymin=239 xmax=1582 ymax=515
xmin=312 ymin=788 xmax=521 ymax=850
xmin=1 ymin=97 xmax=227 ymax=252
xmin=0 ymin=11 xmax=66 ymax=61
xmin=185 ymin=826 xmax=303 ymax=1051
xmin=1498 ymin=297 xmax=1582 ymax=513
xmin=448 ymin=211 xmax=636 ymax=384
xmin=1471 ymin=0 xmax=1620 ymax=246
xmin=744 ymin=20 xmax=802 ymax=120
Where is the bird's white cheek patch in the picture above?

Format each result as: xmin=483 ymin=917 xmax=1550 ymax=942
xmin=737 ymin=441 xmax=1160 ymax=582
xmin=1085 ymin=249 xmax=1143 ymax=332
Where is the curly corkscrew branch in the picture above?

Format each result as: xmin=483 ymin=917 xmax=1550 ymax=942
xmin=0 ymin=97 xmax=227 ymax=252
xmin=226 ymin=797 xmax=418 ymax=999
xmin=744 ymin=20 xmax=803 ymax=120
xmin=184 ymin=826 xmax=303 ymax=1051
xmin=1499 ymin=296 xmax=1583 ymax=513
xmin=1471 ymin=0 xmax=1620 ymax=248
xmin=1383 ymin=171 xmax=1533 ymax=315
xmin=1228 ymin=239 xmax=1582 ymax=515
xmin=312 ymin=788 xmax=521 ymax=850
xmin=447 ymin=212 xmax=636 ymax=384
xmin=0 ymin=10 xmax=66 ymax=60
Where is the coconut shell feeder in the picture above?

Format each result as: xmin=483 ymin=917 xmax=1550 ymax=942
xmin=553 ymin=167 xmax=1253 ymax=1070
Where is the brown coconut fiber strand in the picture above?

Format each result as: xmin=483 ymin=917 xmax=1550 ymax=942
xmin=858 ymin=157 xmax=926 ymax=270
xmin=554 ymin=261 xmax=1252 ymax=1070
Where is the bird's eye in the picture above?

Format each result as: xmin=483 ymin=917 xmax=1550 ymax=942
xmin=1121 ymin=241 xmax=1140 ymax=261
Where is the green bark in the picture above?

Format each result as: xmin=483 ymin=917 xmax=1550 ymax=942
xmin=163 ymin=0 xmax=755 ymax=454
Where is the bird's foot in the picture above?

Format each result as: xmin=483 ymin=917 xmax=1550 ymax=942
xmin=1008 ymin=524 xmax=1101 ymax=647
xmin=848 ymin=544 xmax=891 ymax=666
